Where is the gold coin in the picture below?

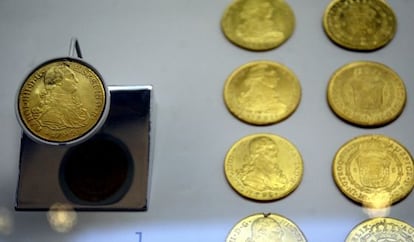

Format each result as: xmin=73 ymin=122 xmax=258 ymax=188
xmin=327 ymin=61 xmax=406 ymax=127
xmin=224 ymin=60 xmax=301 ymax=125
xmin=221 ymin=0 xmax=295 ymax=51
xmin=17 ymin=58 xmax=108 ymax=145
xmin=332 ymin=134 xmax=414 ymax=208
xmin=323 ymin=0 xmax=397 ymax=51
xmin=346 ymin=217 xmax=414 ymax=241
xmin=224 ymin=133 xmax=303 ymax=201
xmin=226 ymin=213 xmax=307 ymax=242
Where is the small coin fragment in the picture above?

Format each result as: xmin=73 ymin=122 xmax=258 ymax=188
xmin=17 ymin=58 xmax=108 ymax=145
xmin=224 ymin=133 xmax=303 ymax=201
xmin=327 ymin=61 xmax=406 ymax=127
xmin=345 ymin=217 xmax=414 ymax=241
xmin=224 ymin=60 xmax=301 ymax=125
xmin=332 ymin=134 xmax=414 ymax=208
xmin=323 ymin=0 xmax=397 ymax=51
xmin=226 ymin=213 xmax=307 ymax=242
xmin=221 ymin=0 xmax=295 ymax=51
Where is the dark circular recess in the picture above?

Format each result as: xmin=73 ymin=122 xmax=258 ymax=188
xmin=60 ymin=134 xmax=133 ymax=205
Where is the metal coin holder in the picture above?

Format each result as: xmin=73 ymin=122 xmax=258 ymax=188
xmin=15 ymin=39 xmax=153 ymax=211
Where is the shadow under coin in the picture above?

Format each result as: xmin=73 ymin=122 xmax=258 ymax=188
xmin=59 ymin=134 xmax=134 ymax=205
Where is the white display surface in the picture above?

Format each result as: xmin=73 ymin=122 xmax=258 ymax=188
xmin=0 ymin=0 xmax=413 ymax=241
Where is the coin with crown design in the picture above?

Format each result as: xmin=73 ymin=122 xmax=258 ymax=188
xmin=327 ymin=61 xmax=406 ymax=127
xmin=346 ymin=217 xmax=414 ymax=241
xmin=332 ymin=134 xmax=414 ymax=208
xmin=323 ymin=0 xmax=397 ymax=51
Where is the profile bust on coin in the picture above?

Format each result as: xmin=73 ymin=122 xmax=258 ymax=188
xmin=239 ymin=136 xmax=288 ymax=192
xmin=224 ymin=133 xmax=303 ymax=201
xmin=238 ymin=64 xmax=287 ymax=113
xmin=246 ymin=216 xmax=284 ymax=242
xmin=31 ymin=64 xmax=90 ymax=131
xmin=224 ymin=60 xmax=301 ymax=125
xmin=221 ymin=0 xmax=295 ymax=51
xmin=235 ymin=0 xmax=284 ymax=43
xmin=226 ymin=213 xmax=307 ymax=242
xmin=17 ymin=58 xmax=108 ymax=145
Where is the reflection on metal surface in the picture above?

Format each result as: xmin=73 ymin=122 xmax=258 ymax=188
xmin=362 ymin=191 xmax=391 ymax=218
xmin=363 ymin=206 xmax=391 ymax=218
xmin=363 ymin=191 xmax=392 ymax=209
xmin=0 ymin=207 xmax=13 ymax=235
xmin=47 ymin=203 xmax=77 ymax=233
xmin=332 ymin=134 xmax=414 ymax=208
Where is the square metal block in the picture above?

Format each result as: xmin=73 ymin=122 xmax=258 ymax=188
xmin=16 ymin=85 xmax=153 ymax=211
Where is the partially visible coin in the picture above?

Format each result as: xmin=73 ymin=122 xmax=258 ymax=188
xmin=224 ymin=60 xmax=301 ymax=125
xmin=221 ymin=0 xmax=295 ymax=51
xmin=323 ymin=0 xmax=397 ymax=51
xmin=332 ymin=134 xmax=414 ymax=208
xmin=327 ymin=61 xmax=406 ymax=127
xmin=346 ymin=217 xmax=414 ymax=241
xmin=47 ymin=203 xmax=77 ymax=233
xmin=16 ymin=58 xmax=109 ymax=145
xmin=226 ymin=213 xmax=307 ymax=242
xmin=224 ymin=133 xmax=303 ymax=201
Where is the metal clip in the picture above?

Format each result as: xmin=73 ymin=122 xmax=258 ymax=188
xmin=68 ymin=38 xmax=83 ymax=58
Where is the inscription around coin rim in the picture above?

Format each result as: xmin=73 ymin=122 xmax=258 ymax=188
xmin=16 ymin=58 xmax=108 ymax=145
xmin=345 ymin=217 xmax=414 ymax=241
xmin=327 ymin=61 xmax=406 ymax=127
xmin=226 ymin=213 xmax=307 ymax=242
xmin=224 ymin=133 xmax=303 ymax=201
xmin=332 ymin=134 xmax=414 ymax=208
xmin=221 ymin=0 xmax=295 ymax=51
xmin=323 ymin=0 xmax=397 ymax=51
xmin=224 ymin=60 xmax=301 ymax=125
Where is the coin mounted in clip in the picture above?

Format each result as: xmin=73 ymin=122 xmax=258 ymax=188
xmin=15 ymin=39 xmax=110 ymax=146
xmin=15 ymin=39 xmax=153 ymax=211
xmin=16 ymin=40 xmax=110 ymax=145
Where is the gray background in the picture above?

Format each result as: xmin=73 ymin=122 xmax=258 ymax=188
xmin=0 ymin=0 xmax=413 ymax=241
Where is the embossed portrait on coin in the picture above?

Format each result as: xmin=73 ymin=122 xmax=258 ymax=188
xmin=239 ymin=137 xmax=287 ymax=191
xmin=246 ymin=217 xmax=285 ymax=242
xmin=238 ymin=64 xmax=287 ymax=113
xmin=356 ymin=146 xmax=390 ymax=189
xmin=31 ymin=65 xmax=90 ymax=131
xmin=236 ymin=0 xmax=284 ymax=43
xmin=345 ymin=4 xmax=378 ymax=36
xmin=350 ymin=69 xmax=385 ymax=111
